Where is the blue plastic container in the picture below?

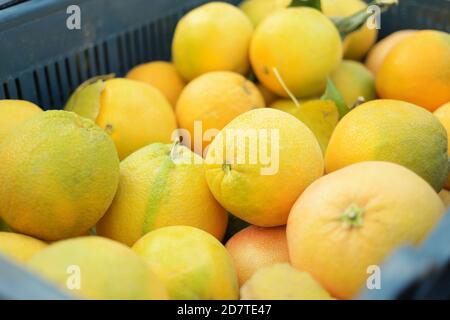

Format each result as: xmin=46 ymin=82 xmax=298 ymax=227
xmin=0 ymin=0 xmax=449 ymax=300
xmin=0 ymin=0 xmax=240 ymax=109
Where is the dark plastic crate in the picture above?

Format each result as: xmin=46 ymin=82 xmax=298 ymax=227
xmin=0 ymin=0 xmax=240 ymax=109
xmin=0 ymin=0 xmax=449 ymax=300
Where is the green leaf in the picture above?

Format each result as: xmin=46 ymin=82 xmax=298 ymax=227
xmin=289 ymin=0 xmax=321 ymax=11
xmin=64 ymin=74 xmax=114 ymax=121
xmin=332 ymin=0 xmax=398 ymax=39
xmin=321 ymin=78 xmax=350 ymax=118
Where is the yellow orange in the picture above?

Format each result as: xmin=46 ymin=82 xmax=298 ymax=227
xmin=126 ymin=61 xmax=186 ymax=107
xmin=28 ymin=236 xmax=168 ymax=300
xmin=376 ymin=30 xmax=450 ymax=111
xmin=239 ymin=0 xmax=291 ymax=26
xmin=176 ymin=71 xmax=265 ymax=154
xmin=172 ymin=2 xmax=253 ymax=81
xmin=97 ymin=143 xmax=227 ymax=246
xmin=240 ymin=263 xmax=334 ymax=300
xmin=330 ymin=60 xmax=376 ymax=107
xmin=132 ymin=226 xmax=239 ymax=300
xmin=0 ymin=232 xmax=47 ymax=262
xmin=287 ymin=161 xmax=445 ymax=299
xmin=250 ymin=7 xmax=342 ymax=98
xmin=325 ymin=100 xmax=448 ymax=191
xmin=65 ymin=78 xmax=177 ymax=160
xmin=0 ymin=100 xmax=42 ymax=142
xmin=205 ymin=108 xmax=324 ymax=227
xmin=0 ymin=111 xmax=120 ymax=241
xmin=322 ymin=0 xmax=378 ymax=60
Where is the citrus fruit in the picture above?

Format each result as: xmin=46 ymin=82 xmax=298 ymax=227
xmin=256 ymin=83 xmax=278 ymax=107
xmin=126 ymin=61 xmax=186 ymax=107
xmin=433 ymin=101 xmax=450 ymax=189
xmin=365 ymin=30 xmax=417 ymax=75
xmin=28 ymin=236 xmax=168 ymax=300
xmin=325 ymin=99 xmax=448 ymax=191
xmin=175 ymin=71 xmax=265 ymax=154
xmin=0 ymin=100 xmax=42 ymax=143
xmin=240 ymin=263 xmax=334 ymax=300
xmin=132 ymin=226 xmax=239 ymax=300
xmin=205 ymin=108 xmax=324 ymax=227
xmin=0 ymin=232 xmax=47 ymax=262
xmin=250 ymin=7 xmax=342 ymax=98
xmin=439 ymin=189 xmax=450 ymax=208
xmin=376 ymin=30 xmax=450 ymax=111
xmin=97 ymin=142 xmax=228 ymax=246
xmin=287 ymin=161 xmax=445 ymax=299
xmin=330 ymin=60 xmax=376 ymax=107
xmin=239 ymin=0 xmax=290 ymax=26
xmin=172 ymin=2 xmax=253 ymax=81
xmin=270 ymin=99 xmax=339 ymax=154
xmin=65 ymin=77 xmax=177 ymax=160
xmin=0 ymin=111 xmax=120 ymax=241
xmin=321 ymin=0 xmax=378 ymax=60
xmin=225 ymin=226 xmax=289 ymax=286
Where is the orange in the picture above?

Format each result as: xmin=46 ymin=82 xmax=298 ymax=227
xmin=176 ymin=71 xmax=265 ymax=154
xmin=433 ymin=101 xmax=450 ymax=189
xmin=205 ymin=108 xmax=324 ymax=227
xmin=132 ymin=226 xmax=239 ymax=300
xmin=172 ymin=2 xmax=253 ymax=81
xmin=365 ymin=30 xmax=417 ymax=75
xmin=330 ymin=60 xmax=376 ymax=107
xmin=0 ymin=99 xmax=42 ymax=142
xmin=250 ymin=7 xmax=342 ymax=98
xmin=0 ymin=232 xmax=47 ymax=262
xmin=325 ymin=99 xmax=448 ymax=191
xmin=126 ymin=61 xmax=186 ymax=107
xmin=287 ymin=161 xmax=445 ymax=299
xmin=97 ymin=142 xmax=227 ymax=246
xmin=239 ymin=0 xmax=291 ymax=26
xmin=65 ymin=78 xmax=177 ymax=160
xmin=0 ymin=111 xmax=120 ymax=241
xmin=376 ymin=30 xmax=450 ymax=111
xmin=322 ymin=0 xmax=378 ymax=60
xmin=28 ymin=236 xmax=168 ymax=300
xmin=225 ymin=225 xmax=289 ymax=286
xmin=240 ymin=264 xmax=334 ymax=300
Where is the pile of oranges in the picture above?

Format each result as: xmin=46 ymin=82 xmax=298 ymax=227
xmin=0 ymin=0 xmax=449 ymax=300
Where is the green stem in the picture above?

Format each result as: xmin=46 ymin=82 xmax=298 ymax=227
xmin=169 ymin=138 xmax=181 ymax=161
xmin=272 ymin=67 xmax=300 ymax=109
xmin=340 ymin=204 xmax=365 ymax=229
xmin=331 ymin=0 xmax=398 ymax=39
xmin=321 ymin=78 xmax=350 ymax=118
xmin=351 ymin=96 xmax=366 ymax=109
